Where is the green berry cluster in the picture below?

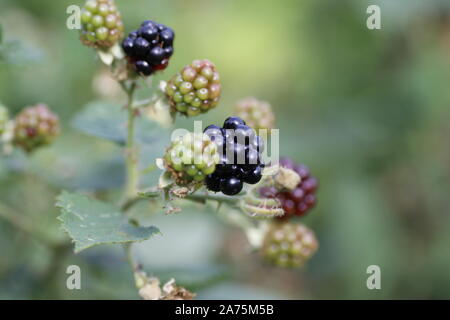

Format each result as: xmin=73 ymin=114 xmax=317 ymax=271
xmin=166 ymin=60 xmax=221 ymax=117
xmin=234 ymin=97 xmax=275 ymax=131
xmin=164 ymin=132 xmax=220 ymax=185
xmin=13 ymin=104 xmax=59 ymax=153
xmin=80 ymin=0 xmax=124 ymax=48
xmin=262 ymin=222 xmax=318 ymax=268
xmin=0 ymin=104 xmax=8 ymax=136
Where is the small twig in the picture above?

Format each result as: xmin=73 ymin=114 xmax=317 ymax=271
xmin=184 ymin=192 xmax=241 ymax=205
xmin=124 ymin=81 xmax=139 ymax=200
xmin=121 ymin=190 xmax=161 ymax=212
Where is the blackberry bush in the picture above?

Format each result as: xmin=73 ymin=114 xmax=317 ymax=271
xmin=262 ymin=222 xmax=318 ymax=268
xmin=13 ymin=104 xmax=59 ymax=153
xmin=204 ymin=116 xmax=265 ymax=196
xmin=164 ymin=132 xmax=219 ymax=185
xmin=30 ymin=4 xmax=324 ymax=301
xmin=234 ymin=97 xmax=275 ymax=131
xmin=260 ymin=157 xmax=318 ymax=219
xmin=122 ymin=20 xmax=175 ymax=76
xmin=165 ymin=60 xmax=221 ymax=116
xmin=80 ymin=0 xmax=124 ymax=48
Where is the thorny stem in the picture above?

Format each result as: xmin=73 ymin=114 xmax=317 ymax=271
xmin=119 ymin=79 xmax=141 ymax=279
xmin=123 ymin=81 xmax=139 ymax=201
xmin=121 ymin=190 xmax=243 ymax=212
xmin=184 ymin=192 xmax=241 ymax=205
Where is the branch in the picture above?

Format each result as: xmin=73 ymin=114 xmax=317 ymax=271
xmin=124 ymin=81 xmax=139 ymax=200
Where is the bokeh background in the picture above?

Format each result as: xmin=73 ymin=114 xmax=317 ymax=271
xmin=1 ymin=0 xmax=450 ymax=299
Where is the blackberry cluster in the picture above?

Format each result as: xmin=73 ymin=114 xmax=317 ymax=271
xmin=80 ymin=0 xmax=124 ymax=48
xmin=262 ymin=222 xmax=318 ymax=268
xmin=122 ymin=20 xmax=174 ymax=76
xmin=234 ymin=97 xmax=275 ymax=131
xmin=260 ymin=157 xmax=318 ymax=219
xmin=204 ymin=117 xmax=265 ymax=196
xmin=165 ymin=60 xmax=221 ymax=117
xmin=13 ymin=104 xmax=59 ymax=153
xmin=164 ymin=132 xmax=219 ymax=185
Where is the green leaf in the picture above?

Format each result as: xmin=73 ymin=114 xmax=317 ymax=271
xmin=71 ymin=101 xmax=169 ymax=146
xmin=56 ymin=191 xmax=160 ymax=253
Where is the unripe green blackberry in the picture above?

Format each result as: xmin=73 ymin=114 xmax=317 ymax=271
xmin=80 ymin=0 xmax=124 ymax=49
xmin=13 ymin=104 xmax=60 ymax=153
xmin=164 ymin=132 xmax=220 ymax=185
xmin=166 ymin=60 xmax=221 ymax=117
xmin=234 ymin=97 xmax=275 ymax=131
xmin=0 ymin=105 xmax=8 ymax=136
xmin=262 ymin=222 xmax=318 ymax=268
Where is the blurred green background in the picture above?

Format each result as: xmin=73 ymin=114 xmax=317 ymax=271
xmin=1 ymin=0 xmax=450 ymax=299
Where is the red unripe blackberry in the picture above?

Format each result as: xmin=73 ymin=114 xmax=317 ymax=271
xmin=234 ymin=97 xmax=275 ymax=131
xmin=13 ymin=104 xmax=60 ymax=153
xmin=259 ymin=157 xmax=318 ymax=220
xmin=166 ymin=60 xmax=221 ymax=116
xmin=80 ymin=0 xmax=124 ymax=48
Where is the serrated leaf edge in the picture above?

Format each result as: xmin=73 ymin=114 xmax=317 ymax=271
xmin=55 ymin=191 xmax=161 ymax=253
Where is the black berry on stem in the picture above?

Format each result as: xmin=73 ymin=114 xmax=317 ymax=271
xmin=204 ymin=116 xmax=265 ymax=195
xmin=122 ymin=20 xmax=175 ymax=76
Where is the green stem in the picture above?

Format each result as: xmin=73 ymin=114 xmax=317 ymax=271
xmin=124 ymin=81 xmax=139 ymax=201
xmin=118 ymin=80 xmax=141 ymax=279
xmin=123 ymin=243 xmax=138 ymax=272
xmin=122 ymin=190 xmax=243 ymax=212
xmin=184 ymin=192 xmax=241 ymax=205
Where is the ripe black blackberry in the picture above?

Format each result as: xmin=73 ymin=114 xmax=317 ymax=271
xmin=204 ymin=116 xmax=265 ymax=196
xmin=259 ymin=157 xmax=318 ymax=219
xmin=122 ymin=20 xmax=175 ymax=76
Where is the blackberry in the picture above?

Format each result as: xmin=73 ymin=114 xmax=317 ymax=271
xmin=164 ymin=132 xmax=219 ymax=185
xmin=204 ymin=116 xmax=265 ymax=196
xmin=80 ymin=0 xmax=124 ymax=48
xmin=0 ymin=104 xmax=8 ymax=136
xmin=261 ymin=222 xmax=318 ymax=268
xmin=259 ymin=157 xmax=318 ymax=219
xmin=234 ymin=97 xmax=275 ymax=131
xmin=122 ymin=20 xmax=175 ymax=76
xmin=166 ymin=60 xmax=221 ymax=116
xmin=13 ymin=104 xmax=60 ymax=153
